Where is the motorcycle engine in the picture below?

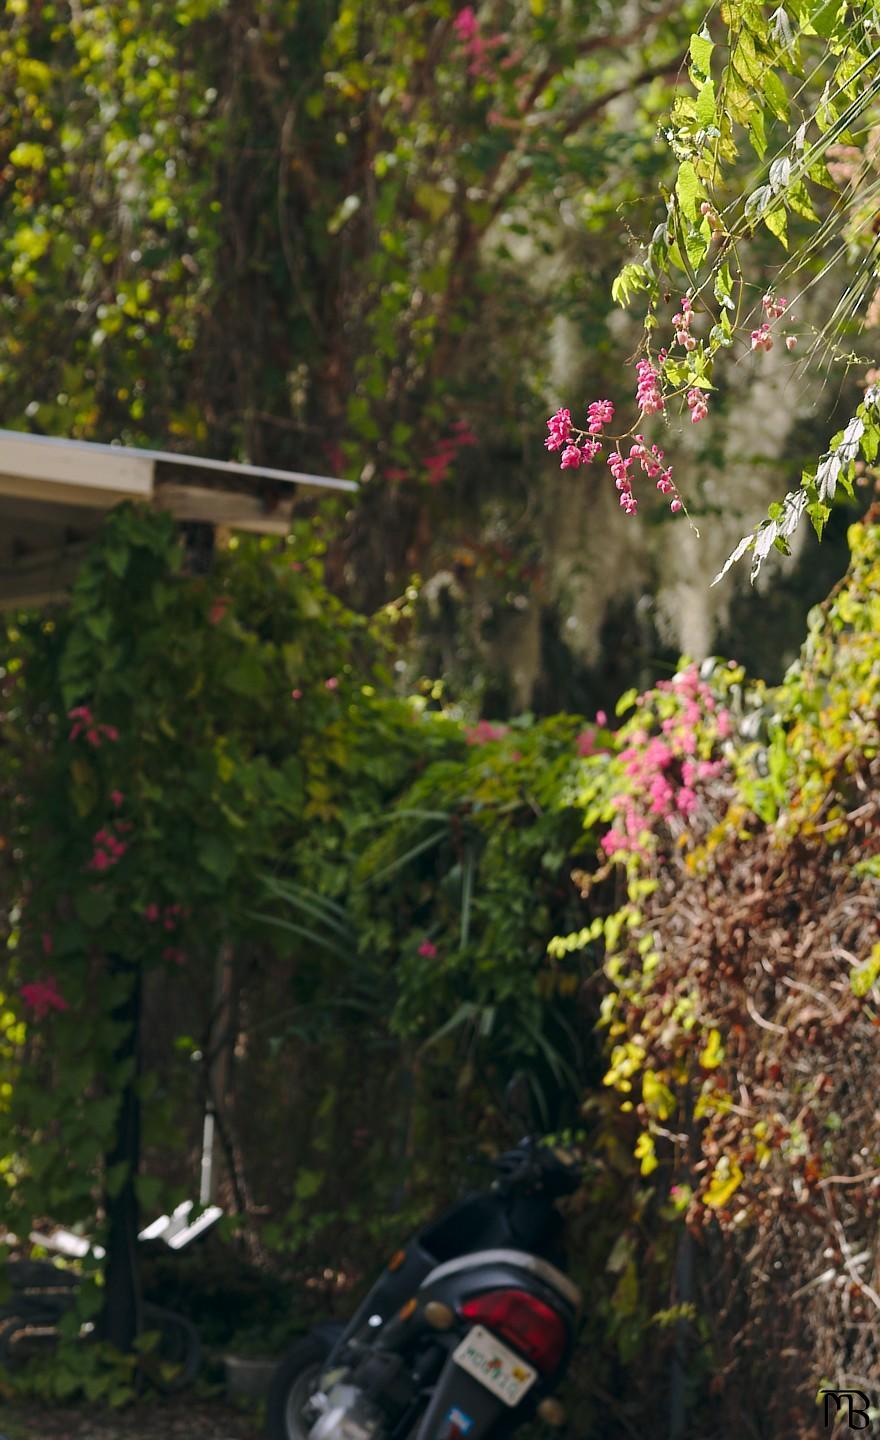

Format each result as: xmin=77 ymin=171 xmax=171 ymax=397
xmin=308 ymin=1350 xmax=415 ymax=1440
xmin=308 ymin=1382 xmax=384 ymax=1440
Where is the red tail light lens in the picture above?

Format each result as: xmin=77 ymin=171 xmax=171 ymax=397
xmin=459 ymin=1289 xmax=567 ymax=1374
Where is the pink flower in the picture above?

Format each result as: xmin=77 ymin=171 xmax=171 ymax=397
xmin=544 ymin=408 xmax=571 ymax=453
xmin=785 ymin=335 xmax=797 ymax=351
xmin=560 ymin=444 xmax=583 ymax=469
xmin=452 ymin=420 xmax=478 ymax=446
xmin=751 ymin=322 xmax=773 ymax=353
xmin=575 ymin=729 xmax=595 ymax=756
xmin=291 ymin=688 xmax=303 ymax=700
xmin=110 ymin=789 xmax=124 ymax=808
xmin=89 ymin=850 xmax=110 ymax=871
xmin=676 ymin=787 xmax=698 ymax=815
xmin=465 ymin=720 xmax=509 ymax=745
xmin=762 ymin=293 xmax=787 ymax=320
xmin=587 ymin=399 xmax=614 ymax=434
xmin=144 ymin=904 xmax=160 ymax=922
xmin=453 ymin=6 xmax=478 ymax=40
xmin=325 ymin=677 xmax=339 ymax=691
xmin=596 ymin=710 xmax=607 ymax=726
xmin=635 ymin=358 xmax=664 ymax=415
xmin=686 ymin=388 xmax=708 ymax=423
xmin=580 ymin=438 xmax=602 ymax=463
xmin=20 ymin=976 xmax=69 ymax=1020
xmin=418 ymin=939 xmax=438 ymax=959
xmin=102 ymin=725 xmax=119 ymax=743
xmin=86 ymin=728 xmax=101 ymax=747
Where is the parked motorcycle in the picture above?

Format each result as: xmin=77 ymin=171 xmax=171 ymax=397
xmin=266 ymin=1137 xmax=582 ymax=1440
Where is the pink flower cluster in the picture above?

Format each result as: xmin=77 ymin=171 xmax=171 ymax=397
xmin=423 ymin=420 xmax=478 ymax=486
xmin=545 ymin=408 xmax=572 ymax=453
xmin=453 ymin=7 xmax=505 ymax=78
xmin=145 ymin=902 xmax=188 ymax=964
xmin=751 ymin=294 xmax=794 ymax=353
xmin=673 ymin=296 xmax=697 ymax=352
xmin=750 ymin=322 xmax=773 ymax=353
xmin=68 ymin=706 xmax=119 ymax=747
xmin=762 ymin=292 xmax=787 ymax=320
xmin=546 ymin=400 xmax=613 ymax=471
xmin=635 ymin=358 xmax=664 ymax=416
xmin=465 ymin=719 xmax=509 ymax=745
xmin=587 ymin=399 xmax=614 ymax=434
xmin=609 ymin=436 xmax=682 ymax=517
xmin=20 ymin=975 xmax=69 ymax=1020
xmin=144 ymin=901 xmax=187 ymax=930
xmin=599 ymin=664 xmax=731 ymax=859
xmin=686 ymin=388 xmax=708 ymax=423
xmin=575 ymin=722 xmax=611 ymax=757
xmin=88 ymin=822 xmax=130 ymax=871
xmin=417 ymin=939 xmax=438 ymax=959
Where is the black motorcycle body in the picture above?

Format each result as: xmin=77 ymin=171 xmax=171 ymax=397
xmin=266 ymin=1140 xmax=581 ymax=1440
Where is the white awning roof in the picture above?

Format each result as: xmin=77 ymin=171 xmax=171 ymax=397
xmin=0 ymin=428 xmax=357 ymax=609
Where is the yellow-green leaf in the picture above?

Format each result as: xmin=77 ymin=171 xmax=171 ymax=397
xmin=703 ymin=1156 xmax=743 ymax=1209
xmin=699 ymin=1027 xmax=724 ymax=1069
xmin=634 ymin=1131 xmax=658 ymax=1176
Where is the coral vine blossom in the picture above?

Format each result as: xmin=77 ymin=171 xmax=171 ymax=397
xmin=20 ymin=976 xmax=69 ymax=1020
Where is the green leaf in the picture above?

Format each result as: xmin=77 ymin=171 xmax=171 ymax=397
xmin=811 ymin=0 xmax=844 ymax=38
xmin=106 ymin=546 xmax=129 ymax=579
xmin=689 ymin=28 xmax=714 ymax=76
xmin=762 ymin=205 xmax=788 ymax=248
xmin=762 ymin=69 xmax=790 ymax=122
xmin=695 ymin=80 xmax=716 ymax=129
xmin=611 ymin=263 xmax=652 ymax=308
xmin=675 ymin=161 xmax=704 ymax=223
xmin=75 ymin=888 xmax=115 ymax=928
xmin=786 ymin=179 xmax=819 ymax=222
xmin=748 ymin=105 xmax=767 ymax=158
xmin=197 ymin=833 xmax=236 ymax=881
xmin=713 ymin=261 xmax=735 ymax=310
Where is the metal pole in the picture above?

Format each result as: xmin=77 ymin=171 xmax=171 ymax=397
xmin=198 ymin=942 xmax=233 ymax=1205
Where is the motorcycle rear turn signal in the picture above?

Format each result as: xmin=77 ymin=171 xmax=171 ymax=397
xmin=423 ymin=1301 xmax=455 ymax=1330
xmin=388 ymin=1249 xmax=407 ymax=1271
xmin=537 ymin=1399 xmax=567 ymax=1427
xmin=398 ymin=1298 xmax=418 ymax=1321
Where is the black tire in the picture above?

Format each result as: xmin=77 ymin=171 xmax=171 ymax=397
xmin=140 ymin=1302 xmax=202 ymax=1393
xmin=266 ymin=1331 xmax=334 ymax=1440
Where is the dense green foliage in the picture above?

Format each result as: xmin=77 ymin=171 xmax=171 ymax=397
xmin=3 ymin=505 xmax=877 ymax=1429
xmin=0 ymin=0 xmax=701 ymax=633
xmin=608 ymin=0 xmax=880 ymax=577
xmin=3 ymin=0 xmax=880 ymax=1432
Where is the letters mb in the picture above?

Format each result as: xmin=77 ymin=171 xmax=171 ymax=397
xmin=822 ymin=1389 xmax=872 ymax=1430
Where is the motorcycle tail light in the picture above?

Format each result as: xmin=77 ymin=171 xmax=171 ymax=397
xmin=459 ymin=1289 xmax=568 ymax=1374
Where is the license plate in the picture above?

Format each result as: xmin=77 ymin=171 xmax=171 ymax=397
xmin=452 ymin=1325 xmax=537 ymax=1407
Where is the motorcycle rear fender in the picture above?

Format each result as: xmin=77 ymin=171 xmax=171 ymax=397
xmin=416 ymin=1255 xmax=579 ymax=1381
xmin=412 ymin=1349 xmax=520 ymax=1440
xmin=327 ymin=1241 xmax=436 ymax=1363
